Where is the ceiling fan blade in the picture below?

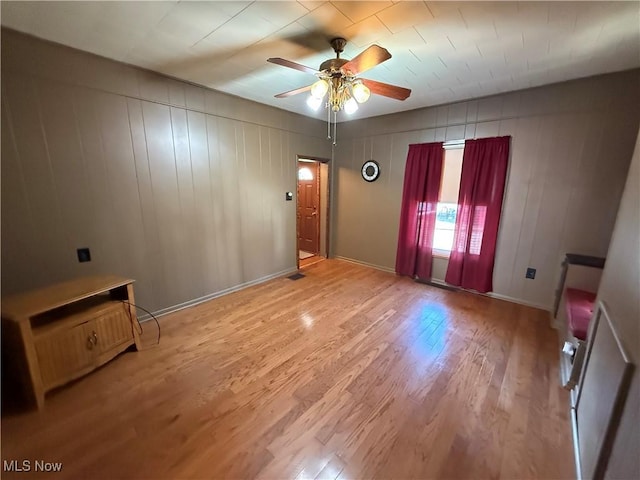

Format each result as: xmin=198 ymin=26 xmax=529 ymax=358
xmin=361 ymin=78 xmax=411 ymax=101
xmin=267 ymin=57 xmax=319 ymax=75
xmin=274 ymin=85 xmax=312 ymax=98
xmin=341 ymin=45 xmax=391 ymax=76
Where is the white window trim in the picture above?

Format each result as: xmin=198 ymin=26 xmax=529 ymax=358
xmin=433 ymin=248 xmax=451 ymax=259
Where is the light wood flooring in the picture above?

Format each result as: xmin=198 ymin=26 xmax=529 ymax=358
xmin=300 ymin=255 xmax=325 ymax=268
xmin=1 ymin=260 xmax=574 ymax=479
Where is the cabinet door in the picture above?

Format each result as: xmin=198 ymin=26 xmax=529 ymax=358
xmin=92 ymin=304 xmax=135 ymax=356
xmin=35 ymin=322 xmax=95 ymax=390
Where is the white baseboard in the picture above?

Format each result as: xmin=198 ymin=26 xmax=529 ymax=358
xmin=334 ymin=256 xmax=551 ymax=311
xmin=429 ymin=279 xmax=550 ymax=311
xmin=333 ymin=256 xmax=396 ymax=274
xmin=571 ymin=407 xmax=583 ymax=480
xmin=137 ymin=266 xmax=298 ymax=322
xmin=486 ymin=292 xmax=551 ymax=312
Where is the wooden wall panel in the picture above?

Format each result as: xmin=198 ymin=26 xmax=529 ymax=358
xmin=215 ymin=117 xmax=243 ymax=288
xmin=204 ymin=114 xmax=227 ymax=292
xmin=2 ymin=75 xmax=72 ymax=284
xmin=140 ymin=101 xmax=189 ymax=309
xmin=169 ymin=107 xmax=200 ymax=295
xmin=274 ymin=129 xmax=292 ymax=270
xmin=187 ymin=109 xmax=218 ymax=297
xmin=95 ymin=93 xmax=149 ymax=290
xmin=125 ymin=98 xmax=163 ymax=304
xmin=37 ymin=80 xmax=92 ymax=247
xmin=259 ymin=127 xmax=274 ymax=277
xmin=0 ymin=85 xmax=39 ymax=290
xmin=333 ymin=70 xmax=640 ymax=309
xmin=1 ymin=30 xmax=331 ymax=313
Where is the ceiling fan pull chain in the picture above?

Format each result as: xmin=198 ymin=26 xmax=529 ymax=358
xmin=327 ymin=99 xmax=331 ymax=139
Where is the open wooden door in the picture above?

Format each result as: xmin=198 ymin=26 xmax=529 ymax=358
xmin=297 ymin=161 xmax=320 ymax=255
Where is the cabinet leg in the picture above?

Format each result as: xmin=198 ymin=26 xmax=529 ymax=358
xmin=126 ymin=284 xmax=142 ymax=350
xmin=18 ymin=319 xmax=45 ymax=409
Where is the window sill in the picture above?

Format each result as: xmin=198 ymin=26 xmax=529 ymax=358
xmin=433 ymin=249 xmax=451 ymax=259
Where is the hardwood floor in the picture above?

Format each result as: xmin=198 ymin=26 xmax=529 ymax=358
xmin=300 ymin=255 xmax=325 ymax=268
xmin=1 ymin=260 xmax=575 ymax=479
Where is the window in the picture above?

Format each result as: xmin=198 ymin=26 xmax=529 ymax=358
xmin=434 ymin=202 xmax=458 ymax=251
xmin=298 ymin=167 xmax=314 ymax=181
xmin=433 ymin=146 xmax=463 ymax=255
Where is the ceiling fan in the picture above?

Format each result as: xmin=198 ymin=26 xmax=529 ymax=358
xmin=267 ymin=37 xmax=411 ymax=143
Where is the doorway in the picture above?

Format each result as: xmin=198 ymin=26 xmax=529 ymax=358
xmin=297 ymin=157 xmax=330 ymax=268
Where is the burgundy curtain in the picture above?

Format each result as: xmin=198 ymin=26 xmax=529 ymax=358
xmin=395 ymin=142 xmax=444 ymax=279
xmin=445 ymin=136 xmax=510 ymax=293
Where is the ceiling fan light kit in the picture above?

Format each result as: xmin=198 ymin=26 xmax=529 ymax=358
xmin=352 ymin=82 xmax=371 ymax=103
xmin=344 ymin=97 xmax=358 ymax=115
xmin=310 ymin=79 xmax=329 ymax=99
xmin=267 ymin=37 xmax=411 ymax=145
xmin=306 ymin=95 xmax=323 ymax=111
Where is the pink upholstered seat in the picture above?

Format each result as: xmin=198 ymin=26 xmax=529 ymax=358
xmin=565 ymin=288 xmax=596 ymax=341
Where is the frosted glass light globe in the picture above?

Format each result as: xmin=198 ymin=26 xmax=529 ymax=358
xmin=352 ymin=83 xmax=371 ymax=103
xmin=310 ymin=80 xmax=329 ymax=99
xmin=344 ymin=97 xmax=359 ymax=114
xmin=306 ymin=95 xmax=323 ymax=111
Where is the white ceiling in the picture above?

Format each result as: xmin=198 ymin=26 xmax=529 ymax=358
xmin=2 ymin=1 xmax=639 ymax=121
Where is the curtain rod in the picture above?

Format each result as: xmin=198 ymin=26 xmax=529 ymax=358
xmin=443 ymin=139 xmax=465 ymax=149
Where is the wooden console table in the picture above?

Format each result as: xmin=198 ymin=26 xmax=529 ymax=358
xmin=1 ymin=276 xmax=141 ymax=409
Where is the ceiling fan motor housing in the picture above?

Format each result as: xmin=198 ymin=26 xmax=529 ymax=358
xmin=319 ymin=58 xmax=349 ymax=76
xmin=319 ymin=37 xmax=350 ymax=77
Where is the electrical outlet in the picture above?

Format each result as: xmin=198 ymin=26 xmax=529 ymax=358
xmin=525 ymin=267 xmax=536 ymax=279
xmin=77 ymin=248 xmax=91 ymax=263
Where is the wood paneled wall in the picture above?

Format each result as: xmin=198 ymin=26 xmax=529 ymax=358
xmin=333 ymin=69 xmax=640 ymax=309
xmin=1 ymin=29 xmax=332 ymax=312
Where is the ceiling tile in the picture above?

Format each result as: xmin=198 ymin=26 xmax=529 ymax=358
xmin=297 ymin=1 xmax=327 ymax=12
xmin=423 ymin=2 xmax=459 ymax=20
xmin=297 ymin=2 xmax=354 ymax=37
xmin=331 ymin=1 xmax=393 ymax=24
xmin=248 ymin=1 xmax=309 ymax=28
xmin=375 ymin=1 xmax=433 ymax=34
xmin=2 ymin=1 xmax=638 ymax=122
xmin=458 ymin=2 xmax=518 ymax=26
xmin=375 ymin=27 xmax=426 ymax=52
xmin=96 ymin=1 xmax=178 ymax=34
xmin=193 ymin=10 xmax=280 ymax=52
xmin=546 ymin=2 xmax=579 ymax=29
xmin=342 ymin=15 xmax=388 ymax=48
xmin=152 ymin=2 xmax=233 ymax=46
xmin=209 ymin=1 xmax=252 ymax=17
xmin=253 ymin=22 xmax=327 ymax=63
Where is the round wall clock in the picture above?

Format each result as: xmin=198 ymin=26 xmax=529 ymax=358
xmin=361 ymin=160 xmax=380 ymax=182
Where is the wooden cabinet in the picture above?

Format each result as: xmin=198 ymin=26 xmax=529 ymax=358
xmin=2 ymin=276 xmax=141 ymax=409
